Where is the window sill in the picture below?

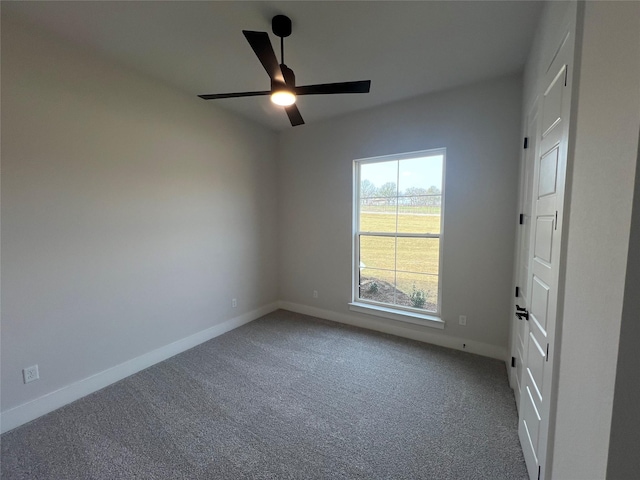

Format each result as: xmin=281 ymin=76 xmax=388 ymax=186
xmin=348 ymin=302 xmax=445 ymax=329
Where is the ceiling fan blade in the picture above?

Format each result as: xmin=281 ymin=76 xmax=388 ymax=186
xmin=242 ymin=30 xmax=285 ymax=83
xmin=285 ymin=104 xmax=304 ymax=126
xmin=198 ymin=91 xmax=270 ymax=100
xmin=295 ymin=80 xmax=371 ymax=96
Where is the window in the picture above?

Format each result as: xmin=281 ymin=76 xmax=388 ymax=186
xmin=351 ymin=149 xmax=445 ymax=325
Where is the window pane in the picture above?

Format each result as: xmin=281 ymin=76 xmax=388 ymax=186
xmin=360 ymin=160 xmax=398 ymax=198
xmin=396 ymin=237 xmax=439 ymax=274
xmin=359 ymin=267 xmax=395 ymax=304
xmin=397 ymin=199 xmax=441 ymax=234
xmin=394 ymin=272 xmax=438 ymax=312
xmin=360 ymin=179 xmax=378 ymax=199
xmin=359 ymin=236 xmax=395 ymax=270
xmin=360 ymin=197 xmax=397 ymax=233
xmin=398 ymin=155 xmax=443 ymax=193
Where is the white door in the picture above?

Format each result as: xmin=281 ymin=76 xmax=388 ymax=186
xmin=511 ymin=103 xmax=537 ymax=411
xmin=518 ymin=31 xmax=574 ymax=480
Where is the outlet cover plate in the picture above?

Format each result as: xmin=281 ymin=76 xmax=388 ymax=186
xmin=23 ymin=365 xmax=39 ymax=384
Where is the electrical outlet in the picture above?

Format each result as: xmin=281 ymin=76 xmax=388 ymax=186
xmin=313 ymin=290 xmax=318 ymax=298
xmin=23 ymin=365 xmax=39 ymax=384
xmin=232 ymin=298 xmax=237 ymax=308
xmin=459 ymin=315 xmax=467 ymax=326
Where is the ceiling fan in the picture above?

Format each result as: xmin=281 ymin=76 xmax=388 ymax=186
xmin=198 ymin=15 xmax=372 ymax=127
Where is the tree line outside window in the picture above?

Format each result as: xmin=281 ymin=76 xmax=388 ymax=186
xmin=360 ymin=180 xmax=442 ymax=207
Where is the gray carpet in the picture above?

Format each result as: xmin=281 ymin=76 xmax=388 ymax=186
xmin=1 ymin=310 xmax=527 ymax=479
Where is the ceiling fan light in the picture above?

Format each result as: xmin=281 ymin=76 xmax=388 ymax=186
xmin=271 ymin=90 xmax=296 ymax=106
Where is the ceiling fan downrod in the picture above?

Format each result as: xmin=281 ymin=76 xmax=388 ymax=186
xmin=272 ymin=15 xmax=291 ymax=65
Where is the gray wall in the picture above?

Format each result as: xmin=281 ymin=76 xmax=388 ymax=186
xmin=1 ymin=15 xmax=279 ymax=411
xmin=607 ymin=130 xmax=640 ymax=480
xmin=277 ymin=74 xmax=522 ymax=352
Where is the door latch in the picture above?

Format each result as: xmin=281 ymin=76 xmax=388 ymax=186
xmin=516 ymin=305 xmax=529 ymax=321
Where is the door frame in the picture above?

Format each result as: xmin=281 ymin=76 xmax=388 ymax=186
xmin=509 ymin=100 xmax=539 ymax=408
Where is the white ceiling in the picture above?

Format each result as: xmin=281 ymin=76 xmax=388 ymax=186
xmin=4 ymin=1 xmax=543 ymax=131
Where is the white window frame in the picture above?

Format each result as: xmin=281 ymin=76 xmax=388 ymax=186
xmin=349 ymin=149 xmax=446 ymax=329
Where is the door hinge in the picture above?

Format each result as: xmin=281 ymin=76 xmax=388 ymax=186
xmin=564 ymin=66 xmax=568 ymax=86
xmin=519 ymin=213 xmax=524 ymax=225
xmin=546 ymin=343 xmax=550 ymax=361
xmin=538 ymin=465 xmax=542 ymax=480
xmin=555 ymin=211 xmax=558 ymax=230
xmin=511 ymin=357 xmax=516 ymax=368
xmin=515 ymin=286 xmax=520 ymax=297
xmin=524 ymin=137 xmax=529 ymax=149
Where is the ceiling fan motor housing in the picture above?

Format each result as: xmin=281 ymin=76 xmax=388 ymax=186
xmin=281 ymin=64 xmax=295 ymax=87
xmin=272 ymin=15 xmax=292 ymax=38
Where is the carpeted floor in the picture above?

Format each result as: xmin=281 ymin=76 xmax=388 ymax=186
xmin=1 ymin=310 xmax=527 ymax=479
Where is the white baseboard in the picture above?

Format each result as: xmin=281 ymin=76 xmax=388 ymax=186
xmin=0 ymin=302 xmax=279 ymax=434
xmin=278 ymin=301 xmax=507 ymax=361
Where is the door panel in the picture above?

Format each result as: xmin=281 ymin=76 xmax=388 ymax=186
xmin=541 ymin=65 xmax=566 ymax=137
xmin=522 ymin=384 xmax=541 ymax=463
xmin=527 ymin=331 xmax=546 ymax=398
xmin=531 ymin=278 xmax=550 ymax=334
xmin=538 ymin=148 xmax=558 ymax=196
xmin=534 ymin=218 xmax=554 ymax=264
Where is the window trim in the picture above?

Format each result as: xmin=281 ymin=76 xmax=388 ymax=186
xmin=352 ymin=148 xmax=446 ymax=325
